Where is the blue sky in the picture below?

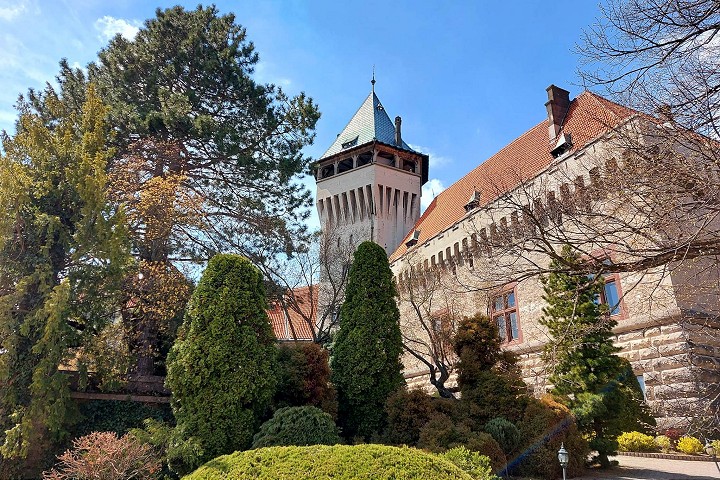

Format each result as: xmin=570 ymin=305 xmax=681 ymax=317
xmin=0 ymin=1 xmax=604 ymax=230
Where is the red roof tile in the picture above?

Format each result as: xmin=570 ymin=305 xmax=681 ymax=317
xmin=390 ymin=91 xmax=637 ymax=262
xmin=267 ymin=286 xmax=317 ymax=341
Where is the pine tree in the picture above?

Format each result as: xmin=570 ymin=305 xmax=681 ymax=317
xmin=540 ymin=245 xmax=653 ymax=467
xmin=0 ymin=85 xmax=129 ymax=469
xmin=330 ymin=241 xmax=404 ymax=440
xmin=165 ymin=254 xmax=278 ymax=474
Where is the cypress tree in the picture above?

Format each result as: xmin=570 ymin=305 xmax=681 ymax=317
xmin=540 ymin=245 xmax=652 ymax=467
xmin=165 ymin=254 xmax=277 ymax=474
xmin=331 ymin=241 xmax=404 ymax=440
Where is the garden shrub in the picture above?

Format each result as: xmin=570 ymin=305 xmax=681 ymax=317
xmin=383 ymin=388 xmax=434 ymax=446
xmin=165 ymin=254 xmax=278 ymax=474
xmin=417 ymin=415 xmax=505 ymax=471
xmin=663 ymin=428 xmax=684 ymax=441
xmin=676 ymin=436 xmax=704 ymax=455
xmin=274 ymin=343 xmax=337 ymax=417
xmin=251 ymin=406 xmax=341 ymax=448
xmin=184 ymin=444 xmax=480 ymax=479
xmin=42 ymin=432 xmax=160 ymax=480
xmin=515 ymin=395 xmax=587 ymax=480
xmin=617 ymin=431 xmax=657 ymax=452
xmin=441 ymin=447 xmax=498 ymax=480
xmin=483 ymin=417 xmax=521 ymax=455
xmin=712 ymin=439 xmax=720 ymax=453
xmin=75 ymin=400 xmax=173 ymax=438
xmin=654 ymin=435 xmax=672 ymax=453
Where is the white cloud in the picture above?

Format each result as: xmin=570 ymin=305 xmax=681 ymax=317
xmin=421 ymin=178 xmax=445 ymax=212
xmin=0 ymin=0 xmax=36 ymax=21
xmin=408 ymin=144 xmax=452 ymax=168
xmin=94 ymin=16 xmax=141 ymax=41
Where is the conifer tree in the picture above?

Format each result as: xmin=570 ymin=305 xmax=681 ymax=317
xmin=330 ymin=241 xmax=404 ymax=440
xmin=0 ymin=85 xmax=128 ymax=467
xmin=540 ymin=245 xmax=652 ymax=467
xmin=165 ymin=254 xmax=277 ymax=474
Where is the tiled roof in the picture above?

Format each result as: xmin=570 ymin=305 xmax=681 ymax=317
xmin=320 ymin=91 xmax=417 ymax=159
xmin=390 ymin=91 xmax=637 ymax=262
xmin=267 ymin=286 xmax=317 ymax=341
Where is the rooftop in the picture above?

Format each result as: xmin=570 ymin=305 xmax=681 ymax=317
xmin=267 ymin=286 xmax=317 ymax=342
xmin=390 ymin=90 xmax=637 ymax=262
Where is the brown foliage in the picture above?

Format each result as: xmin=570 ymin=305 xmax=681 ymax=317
xmin=275 ymin=343 xmax=337 ymax=417
xmin=42 ymin=431 xmax=160 ymax=480
xmin=383 ymin=388 xmax=434 ymax=446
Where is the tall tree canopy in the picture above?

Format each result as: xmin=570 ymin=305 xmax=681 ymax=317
xmin=165 ymin=254 xmax=278 ymax=475
xmin=540 ymin=246 xmax=652 ymax=468
xmin=0 ymin=85 xmax=128 ymax=466
xmin=21 ymin=5 xmax=320 ymax=375
xmin=331 ymin=241 xmax=405 ymax=441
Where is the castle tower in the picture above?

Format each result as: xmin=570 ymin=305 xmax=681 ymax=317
xmin=315 ymin=87 xmax=429 ymax=258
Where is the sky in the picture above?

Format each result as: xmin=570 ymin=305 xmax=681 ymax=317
xmin=0 ymin=0 xmax=605 ymax=231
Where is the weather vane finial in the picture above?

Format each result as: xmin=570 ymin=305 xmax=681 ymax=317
xmin=371 ymin=65 xmax=376 ymax=92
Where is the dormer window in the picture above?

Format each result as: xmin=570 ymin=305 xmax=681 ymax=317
xmin=405 ymin=230 xmax=421 ymax=248
xmin=464 ymin=190 xmax=482 ymax=212
xmin=341 ymin=136 xmax=359 ymax=149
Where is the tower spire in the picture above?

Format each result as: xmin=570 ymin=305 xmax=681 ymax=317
xmin=371 ymin=65 xmax=376 ymax=93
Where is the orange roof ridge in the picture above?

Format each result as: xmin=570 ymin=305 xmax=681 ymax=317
xmin=389 ymin=90 xmax=637 ymax=263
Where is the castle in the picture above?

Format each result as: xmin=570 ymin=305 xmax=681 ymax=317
xmin=308 ymin=83 xmax=720 ymax=430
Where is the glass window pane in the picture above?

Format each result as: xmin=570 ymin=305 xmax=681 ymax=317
xmin=604 ymin=280 xmax=621 ymax=315
xmin=509 ymin=312 xmax=519 ymax=339
xmin=507 ymin=291 xmax=515 ymax=308
xmin=493 ymin=296 xmax=504 ymax=312
xmin=494 ymin=315 xmax=506 ymax=340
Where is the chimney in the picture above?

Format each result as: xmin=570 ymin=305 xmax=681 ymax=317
xmin=545 ymin=85 xmax=570 ymax=142
xmin=395 ymin=116 xmax=402 ymax=146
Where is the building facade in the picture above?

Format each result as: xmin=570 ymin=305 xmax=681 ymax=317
xmin=315 ymin=84 xmax=720 ymax=430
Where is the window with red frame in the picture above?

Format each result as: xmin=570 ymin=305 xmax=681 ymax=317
xmin=490 ymin=289 xmax=520 ymax=342
xmin=597 ymin=274 xmax=622 ymax=316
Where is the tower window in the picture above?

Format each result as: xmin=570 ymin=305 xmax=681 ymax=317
xmin=341 ymin=136 xmax=358 ymax=149
xmin=490 ymin=286 xmax=520 ymax=343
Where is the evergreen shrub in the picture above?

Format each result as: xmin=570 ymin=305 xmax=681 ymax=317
xmin=441 ymin=447 xmax=498 ymax=480
xmin=617 ymin=431 xmax=657 ymax=452
xmin=676 ymin=436 xmax=704 ymax=455
xmin=251 ymin=406 xmax=341 ymax=448
xmin=382 ymin=388 xmax=434 ymax=446
xmin=184 ymin=444 xmax=481 ymax=479
xmin=483 ymin=417 xmax=521 ymax=455
xmin=275 ymin=343 xmax=337 ymax=417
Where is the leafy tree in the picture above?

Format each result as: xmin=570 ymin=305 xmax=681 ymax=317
xmin=330 ymin=241 xmax=404 ymax=441
xmin=540 ymin=245 xmax=653 ymax=467
xmin=0 ymin=85 xmax=128 ymax=469
xmin=165 ymin=254 xmax=278 ymax=474
xmin=24 ymin=5 xmax=321 ymax=375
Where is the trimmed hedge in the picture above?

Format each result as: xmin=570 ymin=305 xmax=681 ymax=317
xmin=617 ymin=431 xmax=657 ymax=452
xmin=184 ymin=444 xmax=480 ymax=479
xmin=251 ymin=406 xmax=341 ymax=448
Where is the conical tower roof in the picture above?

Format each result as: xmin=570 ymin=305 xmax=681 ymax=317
xmin=320 ymin=91 xmax=417 ymax=159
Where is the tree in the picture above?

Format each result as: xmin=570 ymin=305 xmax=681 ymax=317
xmin=540 ymin=246 xmax=653 ymax=467
xmin=165 ymin=254 xmax=278 ymax=474
xmin=23 ymin=5 xmax=321 ymax=375
xmin=0 ymin=85 xmax=128 ymax=469
xmin=396 ymin=250 xmax=461 ymax=399
xmin=330 ymin=241 xmax=405 ymax=440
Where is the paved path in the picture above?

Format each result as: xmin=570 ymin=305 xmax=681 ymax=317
xmin=574 ymin=455 xmax=720 ymax=479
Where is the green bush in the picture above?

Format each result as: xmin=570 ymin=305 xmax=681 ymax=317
xmin=274 ymin=343 xmax=337 ymax=417
xmin=382 ymin=388 xmax=434 ymax=446
xmin=677 ymin=436 xmax=704 ymax=455
xmin=654 ymin=435 xmax=672 ymax=453
xmin=418 ymin=415 xmax=505 ymax=472
xmin=483 ymin=417 xmax=521 ymax=455
xmin=251 ymin=406 xmax=341 ymax=448
xmin=515 ymin=395 xmax=588 ymax=480
xmin=712 ymin=439 xmax=720 ymax=453
xmin=184 ymin=444 xmax=479 ymax=479
xmin=441 ymin=447 xmax=498 ymax=480
xmin=617 ymin=431 xmax=657 ymax=452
